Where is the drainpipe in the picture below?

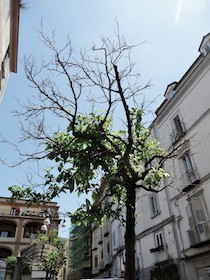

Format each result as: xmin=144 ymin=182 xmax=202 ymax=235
xmin=137 ymin=239 xmax=145 ymax=280
xmin=165 ymin=187 xmax=187 ymax=280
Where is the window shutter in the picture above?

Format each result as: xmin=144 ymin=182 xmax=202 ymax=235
xmin=191 ymin=197 xmax=207 ymax=223
xmin=174 ymin=115 xmax=183 ymax=135
xmin=186 ymin=204 xmax=196 ymax=229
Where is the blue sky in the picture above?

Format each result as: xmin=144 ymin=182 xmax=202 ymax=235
xmin=0 ymin=0 xmax=210 ymax=236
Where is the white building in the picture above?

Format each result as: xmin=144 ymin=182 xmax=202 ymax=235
xmin=108 ymin=33 xmax=210 ymax=280
xmin=92 ymin=218 xmax=113 ymax=278
xmin=0 ymin=0 xmax=20 ymax=101
xmin=134 ymin=32 xmax=210 ymax=280
xmin=91 ymin=180 xmax=113 ymax=278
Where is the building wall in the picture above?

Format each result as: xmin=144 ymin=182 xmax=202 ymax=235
xmin=104 ymin=33 xmax=210 ymax=280
xmin=0 ymin=0 xmax=20 ymax=101
xmin=0 ymin=197 xmax=60 ymax=257
xmin=147 ymin=33 xmax=210 ymax=280
xmin=91 ymin=219 xmax=113 ymax=278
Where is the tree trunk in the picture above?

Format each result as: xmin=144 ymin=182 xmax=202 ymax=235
xmin=125 ymin=184 xmax=136 ymax=280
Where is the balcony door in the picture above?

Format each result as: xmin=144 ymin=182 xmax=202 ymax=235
xmin=187 ymin=197 xmax=210 ymax=243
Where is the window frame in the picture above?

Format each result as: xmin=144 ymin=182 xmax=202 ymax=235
xmin=204 ymin=40 xmax=210 ymax=54
xmin=170 ymin=114 xmax=185 ymax=143
xmin=154 ymin=231 xmax=164 ymax=251
xmin=150 ymin=193 xmax=161 ymax=217
xmin=112 ymin=230 xmax=116 ymax=248
xmin=181 ymin=152 xmax=197 ymax=184
xmin=94 ymin=255 xmax=98 ymax=267
xmin=187 ymin=194 xmax=210 ymax=244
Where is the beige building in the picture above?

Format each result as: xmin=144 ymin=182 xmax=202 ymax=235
xmin=0 ymin=0 xmax=20 ymax=101
xmin=0 ymin=196 xmax=60 ymax=258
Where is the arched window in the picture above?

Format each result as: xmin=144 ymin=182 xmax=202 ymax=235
xmin=23 ymin=222 xmax=41 ymax=239
xmin=0 ymin=221 xmax=16 ymax=238
xmin=0 ymin=248 xmax=12 ymax=258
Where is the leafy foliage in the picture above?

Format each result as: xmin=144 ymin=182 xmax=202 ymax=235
xmin=9 ymin=108 xmax=169 ymax=225
xmin=33 ymin=229 xmax=64 ymax=251
xmin=31 ymin=229 xmax=65 ymax=279
xmin=7 ymin=28 xmax=176 ymax=280
xmin=4 ymin=255 xmax=17 ymax=270
xmin=41 ymin=250 xmax=61 ymax=276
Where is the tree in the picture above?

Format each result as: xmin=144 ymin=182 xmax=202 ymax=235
xmin=5 ymin=255 xmax=32 ymax=278
xmin=4 ymin=255 xmax=17 ymax=270
xmin=33 ymin=229 xmax=65 ymax=280
xmin=8 ymin=27 xmax=178 ymax=280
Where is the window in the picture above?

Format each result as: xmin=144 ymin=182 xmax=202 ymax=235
xmin=23 ymin=223 xmax=40 ymax=238
xmin=204 ymin=40 xmax=210 ymax=54
xmin=93 ymin=231 xmax=98 ymax=248
xmin=94 ymin=255 xmax=98 ymax=267
xmin=118 ymin=224 xmax=123 ymax=247
xmin=174 ymin=115 xmax=183 ymax=134
xmin=10 ymin=208 xmax=17 ymax=215
xmin=0 ymin=231 xmax=8 ymax=237
xmin=187 ymin=196 xmax=210 ymax=245
xmin=150 ymin=194 xmax=160 ymax=216
xmin=171 ymin=115 xmax=185 ymax=143
xmin=150 ymin=232 xmax=164 ymax=252
xmin=166 ymin=90 xmax=175 ymax=100
xmin=0 ymin=222 xmax=16 ymax=237
xmin=155 ymin=232 xmax=164 ymax=248
xmin=112 ymin=231 xmax=116 ymax=248
xmin=205 ymin=44 xmax=210 ymax=54
xmin=101 ymin=248 xmax=103 ymax=259
xmin=107 ymin=241 xmax=110 ymax=254
xmin=182 ymin=153 xmax=197 ymax=184
xmin=10 ymin=207 xmax=20 ymax=216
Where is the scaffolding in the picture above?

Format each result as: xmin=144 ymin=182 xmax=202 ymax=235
xmin=69 ymin=224 xmax=92 ymax=277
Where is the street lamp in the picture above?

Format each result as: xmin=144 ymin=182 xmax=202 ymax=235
xmin=61 ymin=218 xmax=67 ymax=228
xmin=40 ymin=223 xmax=48 ymax=232
xmin=41 ymin=215 xmax=51 ymax=233
xmin=41 ymin=212 xmax=67 ymax=233
xmin=40 ymin=211 xmax=68 ymax=280
xmin=13 ymin=252 xmax=22 ymax=280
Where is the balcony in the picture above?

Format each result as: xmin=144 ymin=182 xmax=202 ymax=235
xmin=0 ymin=207 xmax=59 ymax=218
xmin=150 ymin=245 xmax=164 ymax=253
xmin=170 ymin=128 xmax=185 ymax=144
xmin=188 ymin=222 xmax=210 ymax=247
xmin=180 ymin=170 xmax=199 ymax=191
xmin=103 ymin=224 xmax=110 ymax=237
xmin=0 ymin=221 xmax=16 ymax=240
xmin=98 ymin=261 xmax=105 ymax=270
xmin=104 ymin=254 xmax=112 ymax=266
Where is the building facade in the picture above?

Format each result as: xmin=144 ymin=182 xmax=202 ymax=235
xmin=91 ymin=218 xmax=113 ymax=278
xmin=96 ymin=32 xmax=210 ymax=280
xmin=69 ymin=224 xmax=92 ymax=278
xmin=0 ymin=197 xmax=60 ymax=258
xmin=0 ymin=0 xmax=20 ymax=101
xmin=135 ymin=32 xmax=210 ymax=280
